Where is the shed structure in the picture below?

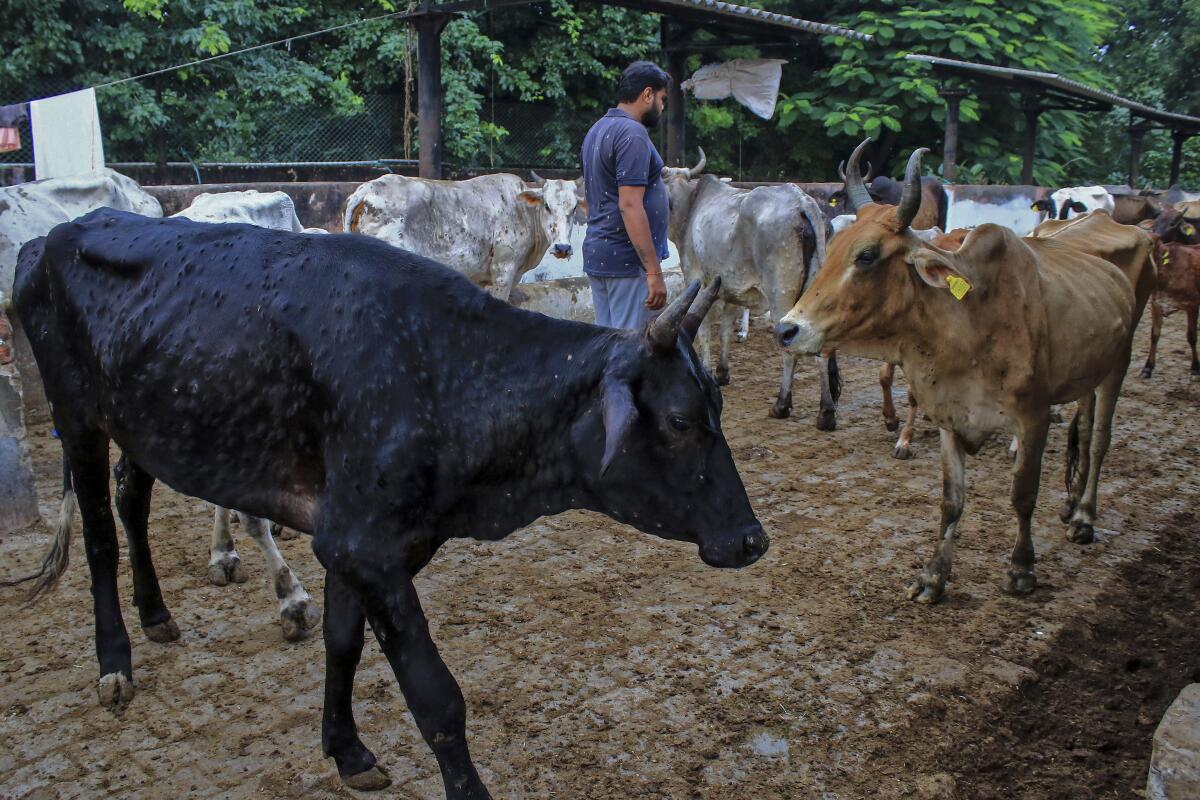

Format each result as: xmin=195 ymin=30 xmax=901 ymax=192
xmin=407 ymin=0 xmax=871 ymax=177
xmin=907 ymin=54 xmax=1200 ymax=186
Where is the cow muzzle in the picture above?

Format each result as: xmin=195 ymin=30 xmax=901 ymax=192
xmin=553 ymin=243 xmax=573 ymax=259
xmin=699 ymin=524 xmax=769 ymax=569
xmin=774 ymin=314 xmax=824 ymax=354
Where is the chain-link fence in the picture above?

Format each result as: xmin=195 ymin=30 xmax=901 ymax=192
xmin=2 ymin=81 xmax=589 ymax=172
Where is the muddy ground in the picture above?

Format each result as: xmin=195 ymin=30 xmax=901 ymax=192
xmin=1 ymin=312 xmax=1198 ymax=800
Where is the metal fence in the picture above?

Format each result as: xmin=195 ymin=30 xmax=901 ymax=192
xmin=2 ymin=79 xmax=592 ymax=172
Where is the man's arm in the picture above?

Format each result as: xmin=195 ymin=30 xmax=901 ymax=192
xmin=618 ymin=184 xmax=667 ymax=310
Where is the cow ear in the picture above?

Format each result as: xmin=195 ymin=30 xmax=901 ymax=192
xmin=600 ymin=377 xmax=638 ymax=477
xmin=518 ymin=189 xmax=545 ymax=206
xmin=574 ymin=197 xmax=589 ymax=221
xmin=908 ymin=248 xmax=971 ymax=293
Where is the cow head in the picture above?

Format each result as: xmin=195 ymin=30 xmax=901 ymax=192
xmin=582 ymin=277 xmax=769 ymax=569
xmin=1030 ymin=197 xmax=1057 ymax=219
xmin=774 ymin=141 xmax=948 ymax=362
xmin=661 ymin=147 xmax=707 ymax=242
xmin=1148 ymin=206 xmax=1200 ymax=245
xmin=519 ymin=176 xmax=585 ymax=260
xmin=1049 ymin=187 xmax=1109 ymax=220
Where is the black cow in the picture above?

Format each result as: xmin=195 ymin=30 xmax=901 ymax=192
xmin=12 ymin=209 xmax=768 ymax=800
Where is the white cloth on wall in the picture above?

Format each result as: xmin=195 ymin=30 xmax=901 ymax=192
xmin=30 ymin=89 xmax=105 ymax=180
xmin=681 ymin=59 xmax=787 ymax=120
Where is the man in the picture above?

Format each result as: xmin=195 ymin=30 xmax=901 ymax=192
xmin=581 ymin=61 xmax=671 ymax=329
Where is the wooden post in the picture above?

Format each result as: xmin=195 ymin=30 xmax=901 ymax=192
xmin=940 ymin=88 xmax=966 ymax=182
xmin=1129 ymin=122 xmax=1149 ymax=188
xmin=416 ymin=14 xmax=448 ymax=179
xmin=1021 ymin=104 xmax=1040 ymax=185
xmin=1169 ymin=130 xmax=1188 ymax=187
xmin=667 ymin=49 xmax=687 ymax=167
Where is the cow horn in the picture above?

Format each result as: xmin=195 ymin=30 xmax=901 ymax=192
xmin=529 ymin=170 xmax=546 ymax=187
xmin=837 ymin=159 xmax=871 ymax=184
xmin=689 ymin=147 xmax=707 ymax=178
xmin=843 ymin=139 xmax=875 ymax=211
xmin=681 ymin=276 xmax=722 ymax=342
xmin=648 ymin=280 xmax=702 ymax=353
xmin=895 ymin=147 xmax=929 ymax=230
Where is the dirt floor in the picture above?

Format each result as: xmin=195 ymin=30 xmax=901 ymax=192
xmin=1 ymin=312 xmax=1198 ymax=800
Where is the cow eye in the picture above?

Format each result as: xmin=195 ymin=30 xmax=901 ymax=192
xmin=856 ymin=248 xmax=878 ymax=266
xmin=668 ymin=414 xmax=691 ymax=432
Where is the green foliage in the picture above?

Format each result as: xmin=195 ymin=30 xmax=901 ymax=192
xmin=0 ymin=0 xmax=1196 ymax=184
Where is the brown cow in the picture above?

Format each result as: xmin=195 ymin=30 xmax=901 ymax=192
xmin=1145 ymin=206 xmax=1200 ymax=246
xmin=1112 ymin=193 xmax=1167 ymax=225
xmin=775 ymin=141 xmax=1154 ymax=603
xmin=1139 ymin=239 xmax=1200 ymax=378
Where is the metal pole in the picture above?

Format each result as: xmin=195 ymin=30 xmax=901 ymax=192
xmin=940 ymin=88 xmax=966 ymax=182
xmin=1129 ymin=126 xmax=1145 ymax=188
xmin=663 ymin=22 xmax=687 ymax=167
xmin=1170 ymin=130 xmax=1187 ymax=187
xmin=1021 ymin=104 xmax=1039 ymax=185
xmin=416 ymin=14 xmax=447 ymax=179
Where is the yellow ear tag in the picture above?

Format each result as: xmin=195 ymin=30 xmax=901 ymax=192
xmin=829 ymin=198 xmax=838 ymax=207
xmin=1183 ymin=224 xmax=1196 ymax=236
xmin=946 ymin=274 xmax=972 ymax=300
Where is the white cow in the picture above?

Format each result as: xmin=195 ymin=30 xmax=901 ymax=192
xmin=1049 ymin=185 xmax=1115 ymax=220
xmin=343 ymin=172 xmax=584 ymax=301
xmin=172 ymin=189 xmax=327 ymax=234
xmin=168 ymin=189 xmax=325 ymax=641
xmin=661 ymin=150 xmax=835 ymax=425
xmin=0 ymin=169 xmax=161 ymax=297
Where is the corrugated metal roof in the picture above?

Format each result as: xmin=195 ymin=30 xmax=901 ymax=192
xmin=906 ymin=54 xmax=1200 ymax=131
xmin=643 ymin=0 xmax=871 ymax=41
xmin=429 ymin=0 xmax=871 ymax=41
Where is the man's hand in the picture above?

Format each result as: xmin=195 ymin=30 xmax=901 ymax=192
xmin=645 ymin=272 xmax=667 ymax=310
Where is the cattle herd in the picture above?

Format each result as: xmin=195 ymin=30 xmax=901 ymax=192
xmin=0 ymin=138 xmax=1197 ymax=799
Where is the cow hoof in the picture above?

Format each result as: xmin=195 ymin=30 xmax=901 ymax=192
xmin=341 ymin=765 xmax=392 ymax=792
xmin=1069 ymin=523 xmax=1095 ymax=544
xmin=97 ymin=672 xmax=135 ymax=715
xmin=893 ymin=444 xmax=913 ymax=460
xmin=768 ymin=403 xmax=791 ymax=420
xmin=815 ymin=410 xmax=837 ymax=432
xmin=736 ymin=333 xmax=748 ymax=343
xmin=1140 ymin=366 xmax=1154 ymax=379
xmin=143 ymin=618 xmax=181 ymax=644
xmin=715 ymin=369 xmax=731 ymax=386
xmin=280 ymin=598 xmax=322 ymax=642
xmin=207 ymin=554 xmax=248 ymax=586
xmin=884 ymin=418 xmax=900 ymax=432
xmin=905 ymin=577 xmax=945 ymax=604
xmin=1001 ymin=570 xmax=1037 ymax=596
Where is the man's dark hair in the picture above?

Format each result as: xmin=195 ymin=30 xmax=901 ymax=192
xmin=617 ymin=61 xmax=671 ymax=103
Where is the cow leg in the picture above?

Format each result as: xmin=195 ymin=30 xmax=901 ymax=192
xmin=697 ymin=301 xmax=717 ymax=377
xmin=487 ymin=261 xmax=519 ymax=303
xmin=1188 ymin=307 xmax=1199 ymax=376
xmin=768 ymin=352 xmax=796 ymax=419
xmin=1068 ymin=370 xmax=1124 ymax=544
xmin=814 ymin=350 xmax=839 ymax=431
xmin=714 ymin=302 xmax=736 ymax=386
xmin=737 ymin=307 xmax=750 ymax=342
xmin=1140 ymin=299 xmax=1163 ymax=378
xmin=64 ymin=430 xmax=135 ymax=713
xmin=113 ymin=455 xmax=179 ymax=644
xmin=906 ymin=428 xmax=967 ymax=604
xmin=1060 ymin=393 xmax=1096 ymax=524
xmin=358 ymin=575 xmax=490 ymax=799
xmin=208 ymin=506 xmax=249 ymax=585
xmin=236 ymin=512 xmax=320 ymax=641
xmin=894 ymin=391 xmax=919 ymax=460
xmin=1002 ymin=413 xmax=1050 ymax=595
xmin=880 ymin=363 xmax=899 ymax=432
xmin=321 ymin=570 xmax=391 ymax=790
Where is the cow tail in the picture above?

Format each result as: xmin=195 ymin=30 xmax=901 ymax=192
xmin=827 ymin=351 xmax=843 ymax=404
xmin=1064 ymin=411 xmax=1081 ymax=494
xmin=1 ymin=453 xmax=76 ymax=602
